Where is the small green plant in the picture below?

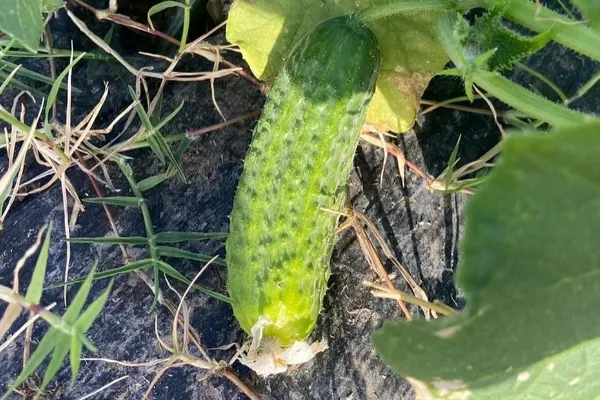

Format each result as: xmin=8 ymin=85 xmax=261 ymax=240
xmin=56 ymin=157 xmax=231 ymax=310
xmin=0 ymin=225 xmax=112 ymax=399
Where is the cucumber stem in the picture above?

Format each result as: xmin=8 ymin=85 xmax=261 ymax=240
xmin=472 ymin=71 xmax=592 ymax=128
xmin=484 ymin=0 xmax=600 ymax=63
xmin=355 ymin=0 xmax=455 ymax=24
xmin=358 ymin=0 xmax=600 ymax=63
xmin=436 ymin=12 xmax=598 ymax=127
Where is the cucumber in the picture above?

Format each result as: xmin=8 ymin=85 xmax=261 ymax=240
xmin=226 ymin=16 xmax=380 ymax=349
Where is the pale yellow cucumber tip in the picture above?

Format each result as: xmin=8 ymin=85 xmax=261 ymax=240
xmin=238 ymin=316 xmax=328 ymax=377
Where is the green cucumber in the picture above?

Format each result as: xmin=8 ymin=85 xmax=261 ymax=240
xmin=226 ymin=16 xmax=380 ymax=347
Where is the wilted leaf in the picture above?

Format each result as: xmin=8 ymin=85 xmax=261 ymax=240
xmin=0 ymin=303 xmax=22 ymax=341
xmin=45 ymin=53 xmax=86 ymax=137
xmin=226 ymin=0 xmax=448 ymax=133
xmin=374 ymin=121 xmax=600 ymax=399
xmin=0 ymin=122 xmax=35 ymax=226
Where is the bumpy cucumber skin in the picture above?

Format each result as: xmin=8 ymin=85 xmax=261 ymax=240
xmin=226 ymin=16 xmax=380 ymax=346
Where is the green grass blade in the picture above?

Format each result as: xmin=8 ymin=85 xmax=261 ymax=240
xmin=69 ymin=336 xmax=83 ymax=386
xmin=154 ymin=101 xmax=184 ymax=132
xmin=80 ymin=334 xmax=97 ymax=352
xmin=156 ymin=260 xmax=232 ymax=304
xmin=0 ymin=70 xmax=46 ymax=98
xmin=68 ymin=236 xmax=148 ymax=245
xmin=154 ymin=231 xmax=228 ymax=243
xmin=74 ymin=280 xmax=113 ymax=333
xmin=128 ymin=86 xmax=166 ymax=163
xmin=137 ymin=173 xmax=168 ymax=192
xmin=3 ymin=49 xmax=98 ymax=59
xmin=137 ymin=136 xmax=192 ymax=192
xmin=25 ymin=224 xmax=52 ymax=303
xmin=157 ymin=246 xmax=226 ymax=266
xmin=0 ymin=59 xmax=78 ymax=91
xmin=39 ymin=335 xmax=70 ymax=393
xmin=44 ymin=259 xmax=154 ymax=289
xmin=147 ymin=1 xmax=188 ymax=30
xmin=153 ymin=132 xmax=186 ymax=182
xmin=444 ymin=136 xmax=462 ymax=190
xmin=173 ymin=136 xmax=192 ymax=161
xmin=62 ymin=266 xmax=96 ymax=324
xmin=147 ymin=135 xmax=166 ymax=164
xmin=149 ymin=90 xmax=163 ymax=126
xmin=2 ymin=328 xmax=58 ymax=400
xmin=0 ymin=65 xmax=19 ymax=96
xmin=151 ymin=263 xmax=160 ymax=311
xmin=83 ymin=196 xmax=143 ymax=207
xmin=127 ymin=86 xmax=185 ymax=178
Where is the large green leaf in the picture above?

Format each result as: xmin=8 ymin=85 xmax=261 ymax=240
xmin=226 ymin=0 xmax=448 ymax=133
xmin=0 ymin=0 xmax=44 ymax=52
xmin=374 ymin=121 xmax=600 ymax=399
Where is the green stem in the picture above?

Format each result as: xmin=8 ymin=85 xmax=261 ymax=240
xmin=515 ymin=61 xmax=568 ymax=103
xmin=566 ymin=70 xmax=600 ymax=105
xmin=357 ymin=0 xmax=600 ymax=64
xmin=437 ymin=12 xmax=597 ymax=128
xmin=482 ymin=0 xmax=600 ymax=63
xmin=178 ymin=0 xmax=191 ymax=54
xmin=473 ymin=71 xmax=591 ymax=127
xmin=117 ymin=160 xmax=161 ymax=310
xmin=0 ymin=286 xmax=76 ymax=337
xmin=356 ymin=0 xmax=455 ymax=24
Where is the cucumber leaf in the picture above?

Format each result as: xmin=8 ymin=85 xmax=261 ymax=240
xmin=226 ymin=0 xmax=449 ymax=133
xmin=42 ymin=0 xmax=64 ymax=13
xmin=0 ymin=0 xmax=44 ymax=52
xmin=466 ymin=12 xmax=553 ymax=71
xmin=374 ymin=121 xmax=600 ymax=399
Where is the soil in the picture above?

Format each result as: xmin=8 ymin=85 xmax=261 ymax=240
xmin=0 ymin=1 xmax=598 ymax=399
